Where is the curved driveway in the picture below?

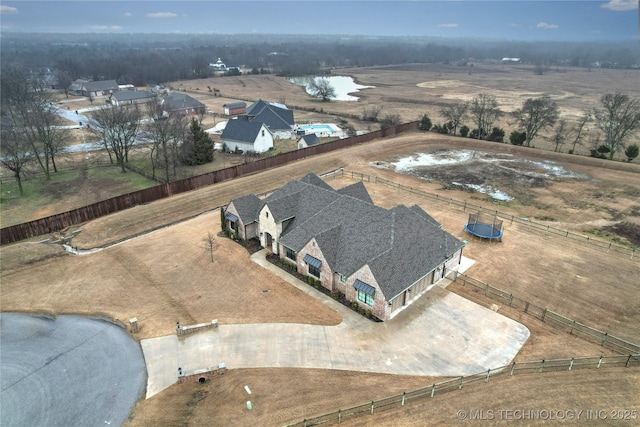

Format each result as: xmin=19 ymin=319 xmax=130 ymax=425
xmin=142 ymin=253 xmax=529 ymax=398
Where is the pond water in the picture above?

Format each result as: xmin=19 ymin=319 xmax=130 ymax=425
xmin=290 ymin=75 xmax=374 ymax=101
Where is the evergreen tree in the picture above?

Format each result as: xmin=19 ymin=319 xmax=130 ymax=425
xmin=180 ymin=118 xmax=214 ymax=166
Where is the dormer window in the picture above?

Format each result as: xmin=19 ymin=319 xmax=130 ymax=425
xmin=266 ymin=212 xmax=269 ymax=218
xmin=261 ymin=129 xmax=265 ymax=137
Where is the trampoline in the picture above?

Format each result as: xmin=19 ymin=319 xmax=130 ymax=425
xmin=464 ymin=213 xmax=503 ymax=240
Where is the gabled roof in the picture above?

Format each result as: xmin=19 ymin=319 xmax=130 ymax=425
xmin=161 ymin=93 xmax=205 ymax=112
xmin=221 ymin=115 xmax=272 ymax=143
xmin=112 ymin=90 xmax=153 ymax=102
xmin=224 ymin=102 xmax=247 ymax=109
xmin=299 ymin=134 xmax=319 ymax=146
xmin=229 ymin=174 xmax=464 ymax=301
xmin=246 ymin=99 xmax=294 ymax=130
xmin=229 ymin=194 xmax=262 ymax=224
xmin=83 ymin=80 xmax=119 ymax=92
xmin=337 ymin=181 xmax=373 ymax=204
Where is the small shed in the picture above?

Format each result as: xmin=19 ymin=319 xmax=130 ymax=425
xmin=298 ymin=134 xmax=319 ymax=149
xmin=223 ymin=102 xmax=247 ymax=116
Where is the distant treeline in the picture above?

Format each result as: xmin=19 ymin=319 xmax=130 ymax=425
xmin=1 ymin=32 xmax=638 ymax=86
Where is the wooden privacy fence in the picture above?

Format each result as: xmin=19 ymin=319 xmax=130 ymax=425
xmin=330 ymin=170 xmax=638 ymax=261
xmin=454 ymin=273 xmax=640 ymax=355
xmin=283 ymin=354 xmax=639 ymax=427
xmin=0 ymin=122 xmax=418 ymax=245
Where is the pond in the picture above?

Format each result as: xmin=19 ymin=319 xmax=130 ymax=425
xmin=290 ymin=75 xmax=374 ymax=101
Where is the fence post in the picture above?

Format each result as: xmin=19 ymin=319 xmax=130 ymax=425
xmin=484 ymin=284 xmax=489 ymax=296
xmin=338 ymin=409 xmax=341 ymax=423
xmin=485 ymin=369 xmax=491 ymax=382
xmin=459 ymin=376 xmax=464 ymax=389
xmin=601 ymin=332 xmax=608 ymax=346
xmin=597 ymin=356 xmax=603 ymax=368
xmin=626 ymin=354 xmax=632 ymax=368
xmin=508 ymin=294 xmax=513 ymax=307
xmin=539 ymin=360 xmax=545 ymax=373
xmin=510 ymin=362 xmax=516 ymax=376
xmin=570 ymin=320 xmax=575 ymax=334
xmin=569 ymin=358 xmax=574 ymax=371
xmin=370 ymin=401 xmax=374 ymax=415
xmin=524 ymin=302 xmax=529 ymax=314
xmin=541 ymin=309 xmax=547 ymax=322
xmin=401 ymin=392 xmax=406 ymax=406
xmin=430 ymin=384 xmax=435 ymax=397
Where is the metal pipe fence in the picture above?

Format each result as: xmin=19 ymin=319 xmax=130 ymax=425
xmin=454 ymin=273 xmax=640 ymax=354
xmin=283 ymin=354 xmax=639 ymax=427
xmin=333 ymin=170 xmax=637 ymax=261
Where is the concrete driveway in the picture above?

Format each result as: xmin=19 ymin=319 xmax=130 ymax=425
xmin=142 ymin=253 xmax=529 ymax=398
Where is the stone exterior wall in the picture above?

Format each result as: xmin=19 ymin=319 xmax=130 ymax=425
xmin=344 ymin=264 xmax=389 ymax=320
xmin=298 ymin=238 xmax=333 ymax=292
xmin=258 ymin=205 xmax=281 ymax=252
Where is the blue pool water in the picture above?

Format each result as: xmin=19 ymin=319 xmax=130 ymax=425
xmin=298 ymin=124 xmax=334 ymax=133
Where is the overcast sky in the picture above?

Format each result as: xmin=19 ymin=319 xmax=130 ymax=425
xmin=0 ymin=1 xmax=638 ymax=41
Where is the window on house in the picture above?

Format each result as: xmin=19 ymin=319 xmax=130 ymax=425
xmin=354 ymin=279 xmax=375 ymax=307
xmin=229 ymin=221 xmax=236 ymax=231
xmin=261 ymin=130 xmax=265 ymax=137
xmin=265 ymin=212 xmax=269 ymax=218
xmin=357 ymin=291 xmax=374 ymax=306
xmin=303 ymin=254 xmax=322 ymax=278
xmin=286 ymin=248 xmax=296 ymax=261
xmin=309 ymin=264 xmax=320 ymax=278
xmin=340 ymin=274 xmax=346 ymax=283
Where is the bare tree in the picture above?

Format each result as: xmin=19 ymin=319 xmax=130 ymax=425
xmin=551 ymin=119 xmax=566 ymax=152
xmin=380 ymin=112 xmax=402 ymax=129
xmin=439 ymin=102 xmax=468 ymax=136
xmin=307 ymin=77 xmax=336 ymax=102
xmin=145 ymin=104 xmax=187 ymax=182
xmin=569 ymin=111 xmax=591 ymax=154
xmin=469 ymin=94 xmax=501 ymax=140
xmin=512 ymin=96 xmax=559 ymax=147
xmin=362 ymin=105 xmax=382 ymax=122
xmin=202 ymin=231 xmax=219 ymax=263
xmin=0 ymin=125 xmax=33 ymax=196
xmin=90 ymin=104 xmax=142 ymax=172
xmin=55 ymin=69 xmax=73 ymax=98
xmin=593 ymin=93 xmax=640 ymax=160
xmin=1 ymin=65 xmax=68 ymax=180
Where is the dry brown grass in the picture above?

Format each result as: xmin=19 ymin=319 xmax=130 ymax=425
xmin=2 ymin=65 xmax=639 ymax=427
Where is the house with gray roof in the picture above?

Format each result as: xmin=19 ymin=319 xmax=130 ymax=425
xmin=224 ymin=173 xmax=465 ymax=321
xmin=246 ymin=99 xmax=295 ymax=138
xmin=159 ymin=93 xmax=206 ymax=118
xmin=109 ymin=90 xmax=154 ymax=107
xmin=221 ymin=115 xmax=274 ymax=153
xmin=68 ymin=79 xmax=119 ymax=98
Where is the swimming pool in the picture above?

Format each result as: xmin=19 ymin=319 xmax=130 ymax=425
xmin=298 ymin=124 xmax=336 ymax=134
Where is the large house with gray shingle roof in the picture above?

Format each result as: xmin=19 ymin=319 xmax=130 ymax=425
xmin=246 ymin=99 xmax=295 ymax=138
xmin=224 ymin=173 xmax=465 ymax=321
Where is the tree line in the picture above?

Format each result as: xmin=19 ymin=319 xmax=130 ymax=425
xmin=417 ymin=93 xmax=640 ymax=162
xmin=2 ymin=33 xmax=638 ymax=87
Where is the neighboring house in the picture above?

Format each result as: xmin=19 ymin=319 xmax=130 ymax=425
xmin=501 ymin=57 xmax=521 ymax=64
xmin=220 ymin=115 xmax=274 ymax=153
xmin=223 ymin=102 xmax=247 ymax=116
xmin=109 ymin=90 xmax=154 ymax=107
xmin=224 ymin=173 xmax=465 ymax=321
xmin=68 ymin=79 xmax=119 ymax=98
xmin=159 ymin=93 xmax=206 ymax=117
xmin=246 ymin=99 xmax=295 ymax=138
xmin=297 ymin=134 xmax=319 ymax=149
